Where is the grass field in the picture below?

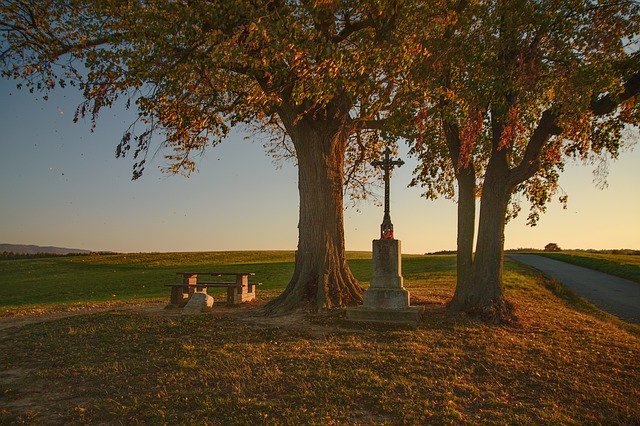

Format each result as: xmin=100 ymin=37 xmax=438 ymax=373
xmin=0 ymin=251 xmax=301 ymax=311
xmin=1 ymin=252 xmax=639 ymax=424
xmin=537 ymin=251 xmax=640 ymax=284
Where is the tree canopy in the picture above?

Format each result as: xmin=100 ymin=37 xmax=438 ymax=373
xmin=402 ymin=0 xmax=640 ymax=318
xmin=1 ymin=0 xmax=427 ymax=312
xmin=1 ymin=0 xmax=411 ymax=177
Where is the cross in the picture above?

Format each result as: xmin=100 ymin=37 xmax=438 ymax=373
xmin=371 ymin=146 xmax=404 ymax=239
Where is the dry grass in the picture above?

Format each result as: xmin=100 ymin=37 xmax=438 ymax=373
xmin=1 ymin=255 xmax=639 ymax=424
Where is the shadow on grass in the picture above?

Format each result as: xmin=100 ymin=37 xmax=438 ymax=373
xmin=2 ymin=284 xmax=640 ymax=425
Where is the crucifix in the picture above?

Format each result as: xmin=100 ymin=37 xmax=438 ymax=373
xmin=371 ymin=146 xmax=404 ymax=240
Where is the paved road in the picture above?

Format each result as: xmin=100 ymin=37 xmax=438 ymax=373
xmin=508 ymin=254 xmax=640 ymax=323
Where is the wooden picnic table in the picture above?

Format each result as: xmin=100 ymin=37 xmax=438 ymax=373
xmin=166 ymin=271 xmax=259 ymax=308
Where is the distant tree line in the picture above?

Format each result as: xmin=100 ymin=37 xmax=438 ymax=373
xmin=0 ymin=251 xmax=117 ymax=260
xmin=581 ymin=249 xmax=640 ymax=256
xmin=428 ymin=248 xmax=640 ymax=255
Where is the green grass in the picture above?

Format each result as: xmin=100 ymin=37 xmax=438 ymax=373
xmin=0 ymin=251 xmax=352 ymax=310
xmin=537 ymin=251 xmax=640 ymax=284
xmin=1 ymin=252 xmax=639 ymax=424
xmin=0 ymin=251 xmax=445 ymax=313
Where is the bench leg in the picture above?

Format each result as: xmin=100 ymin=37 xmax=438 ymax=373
xmin=226 ymin=276 xmax=256 ymax=305
xmin=169 ymin=286 xmax=186 ymax=307
xmin=226 ymin=286 xmax=236 ymax=306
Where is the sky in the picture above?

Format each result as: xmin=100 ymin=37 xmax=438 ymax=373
xmin=1 ymin=77 xmax=639 ymax=254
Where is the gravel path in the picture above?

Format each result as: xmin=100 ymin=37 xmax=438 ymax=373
xmin=508 ymin=254 xmax=640 ymax=323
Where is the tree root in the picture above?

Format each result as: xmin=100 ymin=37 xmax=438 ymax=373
xmin=448 ymin=297 xmax=517 ymax=325
xmin=264 ymin=268 xmax=363 ymax=316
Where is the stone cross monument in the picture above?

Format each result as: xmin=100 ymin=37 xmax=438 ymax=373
xmin=372 ymin=146 xmax=404 ymax=240
xmin=346 ymin=147 xmax=423 ymax=324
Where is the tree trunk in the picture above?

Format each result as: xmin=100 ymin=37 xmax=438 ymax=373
xmin=264 ymin=115 xmax=363 ymax=314
xmin=450 ymin=157 xmax=514 ymax=320
xmin=469 ymin=181 xmax=508 ymax=306
xmin=450 ymin=166 xmax=476 ymax=298
xmin=442 ymin=122 xmax=476 ymax=295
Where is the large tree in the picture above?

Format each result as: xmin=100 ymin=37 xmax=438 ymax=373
xmin=405 ymin=0 xmax=640 ymax=319
xmin=1 ymin=0 xmax=416 ymax=313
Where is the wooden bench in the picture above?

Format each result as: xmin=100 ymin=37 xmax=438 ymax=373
xmin=166 ymin=272 xmax=260 ymax=308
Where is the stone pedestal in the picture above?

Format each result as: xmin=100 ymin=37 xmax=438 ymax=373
xmin=346 ymin=239 xmax=423 ymax=324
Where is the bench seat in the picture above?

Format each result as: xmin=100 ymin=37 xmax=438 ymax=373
xmin=195 ymin=281 xmax=238 ymax=286
xmin=167 ymin=271 xmax=259 ymax=308
xmin=165 ymin=282 xmax=261 ymax=307
xmin=165 ymin=282 xmax=261 ymax=288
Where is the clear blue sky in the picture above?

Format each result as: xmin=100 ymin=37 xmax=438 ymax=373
xmin=1 ymin=77 xmax=639 ymax=254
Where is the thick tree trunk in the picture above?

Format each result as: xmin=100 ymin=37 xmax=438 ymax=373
xmin=264 ymin=116 xmax=363 ymax=314
xmin=468 ymin=183 xmax=508 ymax=306
xmin=450 ymin=157 xmax=514 ymax=320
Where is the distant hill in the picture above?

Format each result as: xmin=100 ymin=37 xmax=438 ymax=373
xmin=0 ymin=244 xmax=91 ymax=255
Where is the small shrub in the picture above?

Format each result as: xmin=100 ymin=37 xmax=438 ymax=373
xmin=544 ymin=243 xmax=561 ymax=252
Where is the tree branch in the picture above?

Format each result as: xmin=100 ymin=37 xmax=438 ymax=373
xmin=54 ymin=34 xmax=120 ymax=58
xmin=354 ymin=117 xmax=387 ymax=130
xmin=508 ymin=109 xmax=561 ymax=185
xmin=510 ymin=69 xmax=640 ymax=185
xmin=443 ymin=120 xmax=462 ymax=163
xmin=590 ymin=70 xmax=640 ymax=115
xmin=331 ymin=18 xmax=375 ymax=43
